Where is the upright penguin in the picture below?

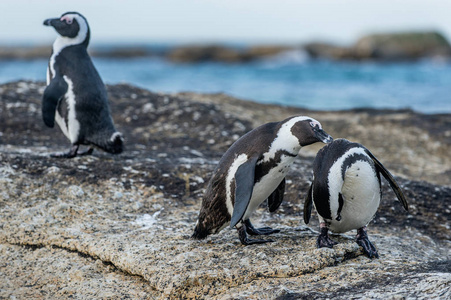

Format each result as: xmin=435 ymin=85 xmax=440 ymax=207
xmin=43 ymin=12 xmax=123 ymax=158
xmin=193 ymin=116 xmax=333 ymax=245
xmin=304 ymin=138 xmax=408 ymax=258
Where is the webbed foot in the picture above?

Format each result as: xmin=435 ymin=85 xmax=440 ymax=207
xmin=50 ymin=145 xmax=93 ymax=158
xmin=356 ymin=227 xmax=379 ymax=259
xmin=238 ymin=222 xmax=274 ymax=245
xmin=77 ymin=147 xmax=94 ymax=156
xmin=317 ymin=226 xmax=338 ymax=248
xmin=50 ymin=145 xmax=79 ymax=158
xmin=244 ymin=219 xmax=280 ymax=236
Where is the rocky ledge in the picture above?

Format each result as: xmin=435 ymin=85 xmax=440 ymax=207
xmin=0 ymin=81 xmax=450 ymax=299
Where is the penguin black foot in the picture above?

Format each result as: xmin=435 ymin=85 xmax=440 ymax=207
xmin=356 ymin=227 xmax=379 ymax=259
xmin=78 ymin=147 xmax=94 ymax=156
xmin=238 ymin=224 xmax=274 ymax=245
xmin=50 ymin=145 xmax=93 ymax=158
xmin=244 ymin=219 xmax=280 ymax=236
xmin=50 ymin=144 xmax=80 ymax=158
xmin=317 ymin=227 xmax=338 ymax=248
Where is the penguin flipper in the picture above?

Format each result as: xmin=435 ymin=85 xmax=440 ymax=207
xmin=267 ymin=178 xmax=285 ymax=212
xmin=42 ymin=76 xmax=68 ymax=128
xmin=365 ymin=149 xmax=409 ymax=211
xmin=303 ymin=183 xmax=313 ymax=224
xmin=230 ymin=155 xmax=258 ymax=229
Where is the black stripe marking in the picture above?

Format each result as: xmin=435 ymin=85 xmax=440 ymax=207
xmin=341 ymin=153 xmax=375 ymax=181
xmin=336 ymin=193 xmax=344 ymax=221
xmin=255 ymin=149 xmax=297 ymax=183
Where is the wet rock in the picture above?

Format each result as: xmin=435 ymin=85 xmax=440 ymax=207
xmin=0 ymin=80 xmax=450 ymax=299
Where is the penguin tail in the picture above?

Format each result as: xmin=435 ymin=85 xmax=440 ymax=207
xmin=104 ymin=132 xmax=124 ymax=154
xmin=191 ymin=221 xmax=210 ymax=240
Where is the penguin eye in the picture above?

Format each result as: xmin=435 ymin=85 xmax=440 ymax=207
xmin=61 ymin=16 xmax=73 ymax=24
xmin=310 ymin=121 xmax=318 ymax=128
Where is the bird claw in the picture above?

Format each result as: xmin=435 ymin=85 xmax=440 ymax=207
xmin=316 ymin=227 xmax=338 ymax=248
xmin=238 ymin=222 xmax=275 ymax=245
xmin=50 ymin=150 xmax=77 ymax=158
xmin=77 ymin=147 xmax=94 ymax=156
xmin=244 ymin=219 xmax=280 ymax=236
xmin=50 ymin=145 xmax=93 ymax=158
xmin=317 ymin=235 xmax=338 ymax=248
xmin=356 ymin=227 xmax=379 ymax=259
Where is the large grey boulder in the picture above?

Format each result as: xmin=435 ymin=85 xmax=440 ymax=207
xmin=0 ymin=81 xmax=450 ymax=299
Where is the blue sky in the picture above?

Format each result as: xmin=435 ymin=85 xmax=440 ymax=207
xmin=2 ymin=0 xmax=451 ymax=46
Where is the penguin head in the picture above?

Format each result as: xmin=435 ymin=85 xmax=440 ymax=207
xmin=290 ymin=117 xmax=333 ymax=146
xmin=44 ymin=12 xmax=90 ymax=46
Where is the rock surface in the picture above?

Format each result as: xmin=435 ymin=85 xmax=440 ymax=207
xmin=0 ymin=81 xmax=450 ymax=299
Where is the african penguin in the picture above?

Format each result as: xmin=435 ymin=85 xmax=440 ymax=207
xmin=42 ymin=12 xmax=123 ymax=158
xmin=304 ymin=138 xmax=408 ymax=258
xmin=192 ymin=116 xmax=333 ymax=245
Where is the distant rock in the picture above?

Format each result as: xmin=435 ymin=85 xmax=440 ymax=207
xmin=3 ymin=31 xmax=450 ymax=62
xmin=166 ymin=44 xmax=294 ymax=63
xmin=0 ymin=46 xmax=51 ymax=60
xmin=354 ymin=31 xmax=451 ymax=60
xmin=167 ymin=45 xmax=246 ymax=63
xmin=0 ymin=44 xmax=294 ymax=62
xmin=0 ymin=45 xmax=155 ymax=60
xmin=243 ymin=45 xmax=294 ymax=59
xmin=304 ymin=42 xmax=354 ymax=60
xmin=89 ymin=47 xmax=153 ymax=58
xmin=304 ymin=31 xmax=451 ymax=61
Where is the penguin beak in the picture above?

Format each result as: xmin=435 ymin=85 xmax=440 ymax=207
xmin=315 ymin=128 xmax=334 ymax=144
xmin=43 ymin=18 xmax=60 ymax=27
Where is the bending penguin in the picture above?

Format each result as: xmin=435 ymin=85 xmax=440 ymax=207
xmin=304 ymin=138 xmax=409 ymax=258
xmin=42 ymin=12 xmax=123 ymax=158
xmin=192 ymin=116 xmax=333 ymax=245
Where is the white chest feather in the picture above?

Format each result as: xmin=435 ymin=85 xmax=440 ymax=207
xmin=54 ymin=76 xmax=80 ymax=143
xmin=328 ymin=160 xmax=380 ymax=233
xmin=326 ymin=148 xmax=367 ymax=220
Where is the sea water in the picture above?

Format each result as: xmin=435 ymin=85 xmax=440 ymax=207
xmin=1 ymin=50 xmax=450 ymax=113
